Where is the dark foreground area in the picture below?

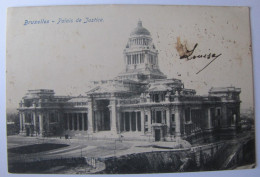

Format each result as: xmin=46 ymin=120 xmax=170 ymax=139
xmin=8 ymin=143 xmax=69 ymax=154
xmin=7 ymin=133 xmax=255 ymax=174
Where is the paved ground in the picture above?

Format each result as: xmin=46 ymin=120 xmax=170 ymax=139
xmin=7 ymin=135 xmax=188 ymax=164
xmin=7 ymin=133 xmax=254 ymax=174
xmin=8 ymin=131 xmax=253 ymax=163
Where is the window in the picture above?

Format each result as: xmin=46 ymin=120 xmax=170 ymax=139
xmin=24 ymin=101 xmax=32 ymax=107
xmin=210 ymin=108 xmax=215 ymax=119
xmin=156 ymin=111 xmax=162 ymax=123
xmin=154 ymin=94 xmax=159 ymax=102
xmin=216 ymin=108 xmax=221 ymax=116
xmin=185 ymin=108 xmax=191 ymax=122
xmin=162 ymin=94 xmax=165 ymax=102
xmin=25 ymin=113 xmax=32 ymax=123
xmin=145 ymin=115 xmax=148 ymax=122
xmin=77 ymin=102 xmax=82 ymax=106
xmin=232 ymin=113 xmax=237 ymax=125
xmin=171 ymin=114 xmax=175 ymax=122
xmin=50 ymin=112 xmax=56 ymax=122
xmin=171 ymin=127 xmax=175 ymax=134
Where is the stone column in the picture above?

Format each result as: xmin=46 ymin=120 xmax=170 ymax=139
xmin=232 ymin=114 xmax=236 ymax=126
xmin=101 ymin=111 xmax=104 ymax=130
xmin=39 ymin=113 xmax=44 ymax=136
xmin=22 ymin=112 xmax=26 ymax=132
xmin=19 ymin=112 xmax=24 ymax=134
xmin=147 ymin=109 xmax=152 ymax=133
xmin=57 ymin=112 xmax=60 ymax=122
xmin=161 ymin=110 xmax=164 ymax=123
xmin=123 ymin=112 xmax=126 ymax=131
xmin=175 ymin=106 xmax=181 ymax=139
xmin=33 ymin=112 xmax=37 ymax=135
xmin=208 ymin=108 xmax=212 ymax=129
xmin=124 ymin=55 xmax=127 ymax=66
xmin=146 ymin=94 xmax=151 ymax=103
xmin=117 ymin=111 xmax=121 ymax=133
xmin=135 ymin=112 xmax=138 ymax=132
xmin=129 ymin=112 xmax=132 ymax=131
xmin=67 ymin=113 xmax=69 ymax=130
xmin=46 ymin=112 xmax=50 ymax=136
xmin=221 ymin=104 xmax=228 ymax=127
xmin=72 ymin=113 xmax=75 ymax=130
xmin=110 ymin=98 xmax=117 ymax=133
xmin=77 ymin=113 xmax=80 ymax=131
xmin=95 ymin=111 xmax=98 ymax=132
xmin=82 ymin=113 xmax=85 ymax=131
xmin=141 ymin=110 xmax=145 ymax=133
xmin=87 ymin=98 xmax=94 ymax=133
xmin=166 ymin=108 xmax=171 ymax=134
xmin=145 ymin=52 xmax=149 ymax=65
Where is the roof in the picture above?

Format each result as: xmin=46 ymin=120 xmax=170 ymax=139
xmin=23 ymin=94 xmax=40 ymax=99
xmin=209 ymin=87 xmax=241 ymax=93
xmin=148 ymin=84 xmax=171 ymax=92
xmin=67 ymin=97 xmax=88 ymax=103
xmin=28 ymin=89 xmax=54 ymax=93
xmin=130 ymin=21 xmax=151 ymax=36
xmin=86 ymin=83 xmax=131 ymax=94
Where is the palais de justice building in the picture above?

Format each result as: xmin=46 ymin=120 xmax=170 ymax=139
xmin=17 ymin=21 xmax=241 ymax=143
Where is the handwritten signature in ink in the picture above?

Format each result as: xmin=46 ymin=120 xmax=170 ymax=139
xmin=175 ymin=37 xmax=222 ymax=74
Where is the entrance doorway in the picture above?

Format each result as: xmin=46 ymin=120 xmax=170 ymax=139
xmin=26 ymin=127 xmax=30 ymax=136
xmin=155 ymin=129 xmax=161 ymax=141
xmin=95 ymin=100 xmax=110 ymax=131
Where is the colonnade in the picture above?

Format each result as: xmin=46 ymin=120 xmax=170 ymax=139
xmin=120 ymin=111 xmax=143 ymax=132
xmin=130 ymin=38 xmax=149 ymax=46
xmin=18 ymin=105 xmax=182 ymax=140
xmin=64 ymin=112 xmax=88 ymax=131
xmin=127 ymin=53 xmax=145 ymax=65
xmin=19 ymin=111 xmax=50 ymax=136
xmin=19 ymin=111 xmax=88 ymax=136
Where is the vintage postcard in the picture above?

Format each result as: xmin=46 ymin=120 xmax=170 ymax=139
xmin=6 ymin=5 xmax=255 ymax=174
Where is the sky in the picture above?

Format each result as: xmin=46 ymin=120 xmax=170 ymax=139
xmin=6 ymin=5 xmax=254 ymax=112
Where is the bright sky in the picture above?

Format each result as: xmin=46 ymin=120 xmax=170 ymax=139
xmin=6 ymin=5 xmax=254 ymax=112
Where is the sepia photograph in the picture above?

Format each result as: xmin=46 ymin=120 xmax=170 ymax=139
xmin=5 ymin=5 xmax=255 ymax=174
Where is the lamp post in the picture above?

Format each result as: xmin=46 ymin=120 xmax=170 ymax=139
xmin=81 ymin=147 xmax=82 ymax=158
xmin=114 ymin=139 xmax=117 ymax=157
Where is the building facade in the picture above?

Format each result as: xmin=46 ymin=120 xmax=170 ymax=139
xmin=17 ymin=21 xmax=241 ymax=143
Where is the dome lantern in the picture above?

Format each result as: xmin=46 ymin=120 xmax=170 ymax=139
xmin=130 ymin=20 xmax=151 ymax=36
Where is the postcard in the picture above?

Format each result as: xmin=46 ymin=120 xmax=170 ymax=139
xmin=6 ymin=5 xmax=255 ymax=174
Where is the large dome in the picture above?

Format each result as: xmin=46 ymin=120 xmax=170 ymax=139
xmin=130 ymin=21 xmax=151 ymax=36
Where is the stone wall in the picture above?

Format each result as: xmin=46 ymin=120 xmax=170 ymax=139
xmin=100 ymin=139 xmax=253 ymax=174
xmin=102 ymin=150 xmax=198 ymax=174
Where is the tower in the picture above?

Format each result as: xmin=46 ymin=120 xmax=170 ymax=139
xmin=117 ymin=20 xmax=166 ymax=81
